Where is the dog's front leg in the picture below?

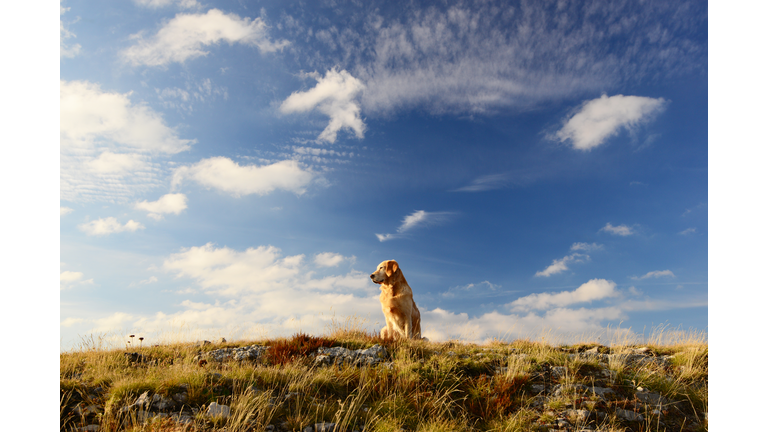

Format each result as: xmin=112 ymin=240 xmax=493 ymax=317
xmin=404 ymin=321 xmax=411 ymax=339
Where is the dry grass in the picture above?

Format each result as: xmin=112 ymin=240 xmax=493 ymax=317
xmin=61 ymin=320 xmax=707 ymax=432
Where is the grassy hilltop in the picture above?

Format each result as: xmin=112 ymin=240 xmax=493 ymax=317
xmin=60 ymin=325 xmax=707 ymax=432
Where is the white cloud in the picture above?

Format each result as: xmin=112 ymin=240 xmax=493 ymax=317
xmin=78 ymin=217 xmax=145 ymax=236
xmin=679 ymin=228 xmax=697 ymax=235
xmin=442 ymin=281 xmax=502 ymax=299
xmin=60 ymin=80 xmax=194 ymax=203
xmin=280 ymin=69 xmax=366 ymax=143
xmin=135 ymin=193 xmax=188 ymax=220
xmin=64 ymin=242 xmax=705 ymax=348
xmin=682 ymin=203 xmax=706 ymax=217
xmin=420 ymin=306 xmax=631 ymax=345
xmin=535 ymin=253 xmax=588 ymax=277
xmin=631 ymin=270 xmax=675 ymax=280
xmin=600 ymin=223 xmax=635 ymax=236
xmin=87 ymin=151 xmax=147 ymax=175
xmin=376 ymin=210 xmax=454 ymax=242
xmin=133 ymin=0 xmax=200 ymax=8
xmin=570 ymin=242 xmax=603 ymax=252
xmin=554 ymin=94 xmax=667 ymax=150
xmin=60 ymin=270 xmax=94 ymax=290
xmin=452 ymin=174 xmax=512 ymax=192
xmin=60 ymin=271 xmax=83 ymax=283
xmin=172 ymin=157 xmax=315 ymax=197
xmin=156 ymin=78 xmax=228 ymax=113
xmin=60 ymin=5 xmax=81 ymax=58
xmin=140 ymin=276 xmax=159 ymax=285
xmin=509 ymin=279 xmax=618 ymax=312
xmin=61 ymin=317 xmax=85 ymax=327
xmin=314 ymin=252 xmax=353 ymax=268
xmin=60 ymin=207 xmax=74 ymax=216
xmin=61 ymin=80 xmax=192 ymax=154
xmin=305 ymin=2 xmax=704 ymax=117
xmin=122 ymin=9 xmax=288 ymax=67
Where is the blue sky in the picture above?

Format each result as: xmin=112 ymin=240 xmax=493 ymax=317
xmin=57 ymin=0 xmax=710 ymax=350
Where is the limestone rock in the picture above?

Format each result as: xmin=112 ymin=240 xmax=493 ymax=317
xmin=206 ymin=402 xmax=230 ymax=418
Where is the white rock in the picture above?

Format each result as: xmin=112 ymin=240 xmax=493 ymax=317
xmin=206 ymin=402 xmax=231 ymax=418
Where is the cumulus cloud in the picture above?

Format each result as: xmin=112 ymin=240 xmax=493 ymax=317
xmin=60 ymin=80 xmax=194 ymax=203
xmin=61 ymin=80 xmax=192 ymax=154
xmin=280 ymin=69 xmax=365 ymax=143
xmin=631 ymin=270 xmax=675 ymax=280
xmin=60 ymin=270 xmax=94 ymax=289
xmin=600 ymin=223 xmax=635 ymax=236
xmin=60 ymin=207 xmax=74 ymax=216
xmin=135 ymin=193 xmax=188 ymax=220
xmin=78 ymin=217 xmax=145 ymax=236
xmin=122 ymin=9 xmax=288 ymax=66
xmin=554 ymin=94 xmax=667 ymax=150
xmin=420 ymin=306 xmax=627 ymax=344
xmin=376 ymin=210 xmax=454 ymax=242
xmin=172 ymin=157 xmax=315 ymax=197
xmin=314 ymin=252 xmax=353 ymax=267
xmin=509 ymin=279 xmax=618 ymax=312
xmin=60 ymin=271 xmax=83 ymax=283
xmin=61 ymin=317 xmax=85 ymax=327
xmin=64 ymin=243 xmax=706 ymax=348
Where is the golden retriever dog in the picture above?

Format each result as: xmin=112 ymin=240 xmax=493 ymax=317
xmin=370 ymin=260 xmax=422 ymax=339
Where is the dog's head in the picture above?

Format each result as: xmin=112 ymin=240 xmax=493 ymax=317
xmin=370 ymin=260 xmax=399 ymax=284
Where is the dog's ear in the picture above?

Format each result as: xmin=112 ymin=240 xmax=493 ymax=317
xmin=385 ymin=260 xmax=399 ymax=277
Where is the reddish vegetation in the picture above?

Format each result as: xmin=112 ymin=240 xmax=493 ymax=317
xmin=264 ymin=333 xmax=335 ymax=366
xmin=462 ymin=374 xmax=528 ymax=419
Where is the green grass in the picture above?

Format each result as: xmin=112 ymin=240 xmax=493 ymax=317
xmin=61 ymin=326 xmax=708 ymax=432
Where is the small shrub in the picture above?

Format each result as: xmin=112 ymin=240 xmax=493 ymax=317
xmin=264 ymin=333 xmax=335 ymax=366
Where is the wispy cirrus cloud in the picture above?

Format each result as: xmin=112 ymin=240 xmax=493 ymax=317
xmin=60 ymin=4 xmax=81 ymax=58
xmin=280 ymin=69 xmax=366 ymax=143
xmin=122 ymin=9 xmax=288 ymax=67
xmin=78 ymin=217 xmax=145 ymax=236
xmin=60 ymin=207 xmax=74 ymax=217
xmin=600 ymin=223 xmax=635 ymax=236
xmin=679 ymin=228 xmax=697 ymax=235
xmin=553 ymin=94 xmax=667 ymax=150
xmin=570 ymin=242 xmax=603 ymax=252
xmin=171 ymin=157 xmax=316 ymax=197
xmin=314 ymin=252 xmax=355 ymax=268
xmin=375 ymin=210 xmax=454 ymax=242
xmin=631 ymin=270 xmax=675 ymax=280
xmin=133 ymin=0 xmax=200 ymax=9
xmin=283 ymin=1 xmax=704 ymax=118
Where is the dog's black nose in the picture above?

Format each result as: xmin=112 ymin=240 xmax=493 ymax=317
xmin=370 ymin=274 xmax=374 ymax=279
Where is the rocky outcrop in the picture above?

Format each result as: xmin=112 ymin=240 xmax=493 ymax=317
xmin=313 ymin=344 xmax=389 ymax=367
xmin=64 ymin=343 xmax=704 ymax=432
